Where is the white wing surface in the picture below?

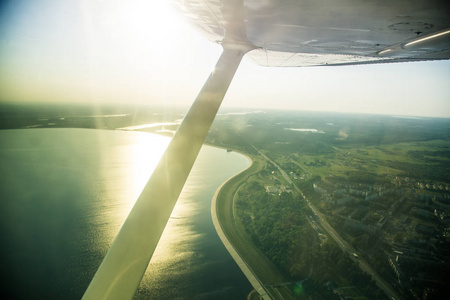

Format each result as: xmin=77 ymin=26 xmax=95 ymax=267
xmin=177 ymin=0 xmax=450 ymax=66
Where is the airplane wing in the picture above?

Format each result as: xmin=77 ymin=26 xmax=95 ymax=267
xmin=84 ymin=1 xmax=449 ymax=298
xmin=177 ymin=0 xmax=450 ymax=66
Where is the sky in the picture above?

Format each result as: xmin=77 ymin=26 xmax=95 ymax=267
xmin=0 ymin=0 xmax=449 ymax=118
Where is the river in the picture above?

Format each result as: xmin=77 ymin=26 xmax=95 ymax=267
xmin=0 ymin=128 xmax=252 ymax=299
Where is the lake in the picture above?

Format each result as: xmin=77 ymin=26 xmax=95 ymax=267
xmin=0 ymin=128 xmax=252 ymax=299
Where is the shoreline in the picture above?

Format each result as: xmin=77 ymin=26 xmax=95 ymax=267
xmin=210 ymin=151 xmax=271 ymax=300
xmin=135 ymin=129 xmax=270 ymax=297
xmin=15 ymin=128 xmax=270 ymax=296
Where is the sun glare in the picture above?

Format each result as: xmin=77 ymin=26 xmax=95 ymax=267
xmin=128 ymin=132 xmax=169 ymax=199
xmin=104 ymin=132 xmax=170 ymax=223
xmin=79 ymin=1 xmax=185 ymax=57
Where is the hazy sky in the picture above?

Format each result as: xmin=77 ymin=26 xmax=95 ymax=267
xmin=1 ymin=0 xmax=449 ymax=117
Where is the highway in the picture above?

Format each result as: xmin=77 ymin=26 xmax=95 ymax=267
xmin=252 ymin=145 xmax=401 ymax=300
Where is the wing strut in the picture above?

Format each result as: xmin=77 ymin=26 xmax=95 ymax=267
xmin=83 ymin=47 xmax=250 ymax=299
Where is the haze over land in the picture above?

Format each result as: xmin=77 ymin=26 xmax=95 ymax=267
xmin=1 ymin=0 xmax=449 ymax=117
xmin=208 ymin=110 xmax=450 ymax=299
xmin=2 ymin=102 xmax=449 ymax=299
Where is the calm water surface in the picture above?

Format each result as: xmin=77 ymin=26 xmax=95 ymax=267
xmin=0 ymin=128 xmax=251 ymax=299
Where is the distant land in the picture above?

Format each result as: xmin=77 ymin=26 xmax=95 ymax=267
xmin=1 ymin=101 xmax=449 ymax=299
xmin=207 ymin=108 xmax=450 ymax=300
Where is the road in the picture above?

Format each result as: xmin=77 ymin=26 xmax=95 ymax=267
xmin=252 ymin=146 xmax=292 ymax=184
xmin=213 ymin=158 xmax=295 ymax=300
xmin=252 ymin=145 xmax=402 ymax=300
xmin=211 ymin=172 xmax=271 ymax=300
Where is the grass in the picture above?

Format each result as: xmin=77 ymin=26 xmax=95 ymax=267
xmin=215 ymin=154 xmax=297 ymax=300
xmin=287 ymin=139 xmax=450 ymax=183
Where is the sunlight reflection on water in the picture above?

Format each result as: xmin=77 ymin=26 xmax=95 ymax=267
xmin=80 ymin=128 xmax=252 ymax=299
xmin=0 ymin=128 xmax=251 ymax=299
